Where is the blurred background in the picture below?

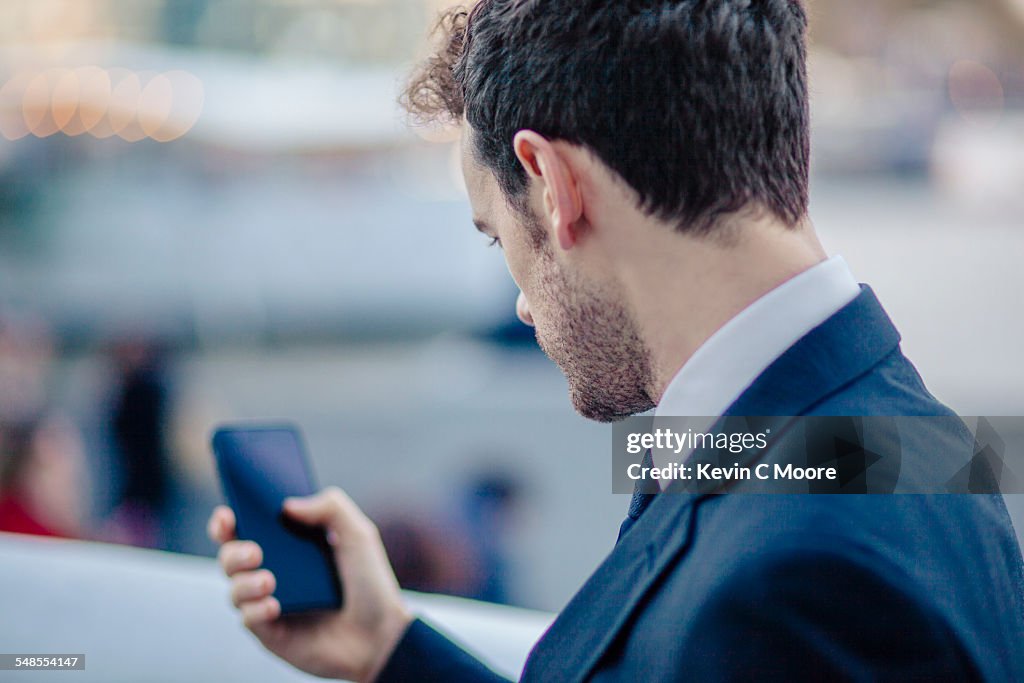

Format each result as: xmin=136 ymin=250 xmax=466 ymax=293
xmin=0 ymin=0 xmax=1022 ymax=613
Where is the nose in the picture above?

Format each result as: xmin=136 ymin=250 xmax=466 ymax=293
xmin=516 ymin=290 xmax=534 ymax=327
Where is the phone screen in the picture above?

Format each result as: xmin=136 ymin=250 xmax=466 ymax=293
xmin=211 ymin=425 xmax=343 ymax=614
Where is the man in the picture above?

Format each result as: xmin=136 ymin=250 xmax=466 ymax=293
xmin=208 ymin=1 xmax=1024 ymax=680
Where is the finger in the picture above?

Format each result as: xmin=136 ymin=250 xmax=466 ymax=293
xmin=218 ymin=540 xmax=263 ymax=576
xmin=207 ymin=506 xmax=236 ymax=544
xmin=230 ymin=570 xmax=276 ymax=608
xmin=283 ymin=486 xmax=374 ymax=540
xmin=241 ymin=596 xmax=281 ymax=629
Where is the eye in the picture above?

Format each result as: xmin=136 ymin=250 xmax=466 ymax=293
xmin=487 ymin=236 xmax=502 ymax=248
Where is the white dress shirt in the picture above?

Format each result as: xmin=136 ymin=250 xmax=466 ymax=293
xmin=651 ymin=255 xmax=860 ymax=485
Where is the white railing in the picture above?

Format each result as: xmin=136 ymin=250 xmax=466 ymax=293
xmin=0 ymin=533 xmax=553 ymax=682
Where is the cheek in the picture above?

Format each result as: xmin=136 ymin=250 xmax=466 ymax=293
xmin=500 ymin=246 xmax=540 ymax=327
xmin=501 ymin=238 xmax=532 ymax=297
xmin=498 ymin=221 xmax=553 ymax=323
xmin=504 ymin=242 xmax=559 ymax=331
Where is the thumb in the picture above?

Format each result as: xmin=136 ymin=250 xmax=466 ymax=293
xmin=282 ymin=486 xmax=369 ymax=539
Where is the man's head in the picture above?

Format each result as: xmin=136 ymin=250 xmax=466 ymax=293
xmin=403 ymin=0 xmax=812 ymax=421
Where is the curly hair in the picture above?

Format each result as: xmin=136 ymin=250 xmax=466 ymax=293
xmin=401 ymin=7 xmax=470 ymax=124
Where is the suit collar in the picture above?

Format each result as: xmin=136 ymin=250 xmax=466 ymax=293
xmin=655 ymin=255 xmax=860 ymax=420
xmin=724 ymin=284 xmax=900 ymax=417
xmin=522 ymin=285 xmax=902 ymax=682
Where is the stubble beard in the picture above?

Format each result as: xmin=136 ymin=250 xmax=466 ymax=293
xmin=530 ymin=248 xmax=655 ymax=423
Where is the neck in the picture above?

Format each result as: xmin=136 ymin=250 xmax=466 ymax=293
xmin=609 ymin=213 xmax=828 ymax=404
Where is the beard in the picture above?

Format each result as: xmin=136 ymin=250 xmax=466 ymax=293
xmin=529 ymin=245 xmax=656 ymax=422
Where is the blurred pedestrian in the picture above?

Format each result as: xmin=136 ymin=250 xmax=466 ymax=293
xmin=107 ymin=339 xmax=173 ymax=548
xmin=0 ymin=312 xmax=53 ymax=424
xmin=457 ymin=471 xmax=523 ymax=605
xmin=0 ymin=414 xmax=88 ymax=539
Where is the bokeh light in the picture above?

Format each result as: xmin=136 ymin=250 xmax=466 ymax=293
xmin=138 ymin=72 xmax=173 ymax=139
xmin=150 ymin=70 xmax=204 ymax=142
xmin=0 ymin=66 xmax=203 ymax=142
xmin=0 ymin=71 xmax=33 ymax=140
xmin=51 ymin=69 xmax=81 ymax=132
xmin=109 ymin=69 xmax=145 ymax=142
xmin=23 ymin=68 xmax=63 ymax=138
xmin=60 ymin=66 xmax=111 ymax=136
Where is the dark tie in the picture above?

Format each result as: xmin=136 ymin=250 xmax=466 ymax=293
xmin=616 ymin=449 xmax=659 ymax=542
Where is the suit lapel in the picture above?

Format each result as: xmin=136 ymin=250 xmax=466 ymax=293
xmin=521 ymin=285 xmax=902 ymax=681
xmin=522 ymin=488 xmax=704 ymax=682
xmin=724 ymin=285 xmax=901 ymax=418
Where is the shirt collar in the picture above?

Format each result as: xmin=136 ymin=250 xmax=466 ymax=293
xmin=655 ymin=255 xmax=860 ymax=421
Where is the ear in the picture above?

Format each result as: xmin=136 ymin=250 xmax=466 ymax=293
xmin=512 ymin=130 xmax=583 ymax=251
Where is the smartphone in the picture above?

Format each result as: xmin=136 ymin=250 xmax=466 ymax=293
xmin=211 ymin=424 xmax=343 ymax=614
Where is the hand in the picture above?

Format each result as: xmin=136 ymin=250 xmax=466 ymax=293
xmin=207 ymin=487 xmax=414 ymax=682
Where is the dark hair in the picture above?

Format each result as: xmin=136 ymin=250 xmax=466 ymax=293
xmin=403 ymin=0 xmax=810 ymax=234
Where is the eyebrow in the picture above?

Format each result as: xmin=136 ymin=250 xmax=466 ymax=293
xmin=472 ymin=218 xmax=491 ymax=235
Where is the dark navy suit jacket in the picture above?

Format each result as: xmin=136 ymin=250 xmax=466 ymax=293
xmin=378 ymin=287 xmax=1024 ymax=682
